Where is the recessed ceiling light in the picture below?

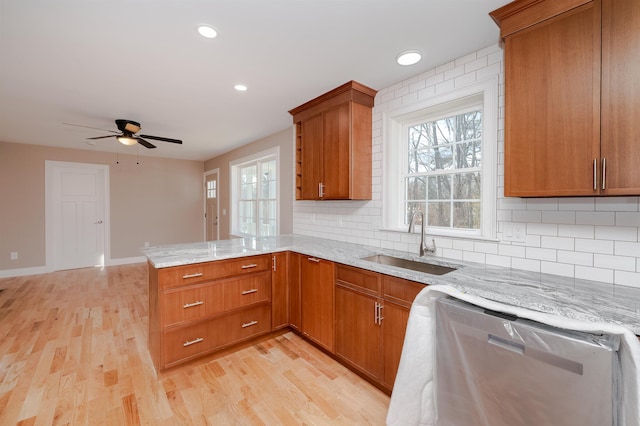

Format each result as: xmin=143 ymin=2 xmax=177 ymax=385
xmin=234 ymin=84 xmax=248 ymax=92
xmin=397 ymin=50 xmax=422 ymax=66
xmin=197 ymin=25 xmax=218 ymax=39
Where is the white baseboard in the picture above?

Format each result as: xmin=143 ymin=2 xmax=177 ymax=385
xmin=0 ymin=266 xmax=50 ymax=279
xmin=108 ymin=256 xmax=146 ymax=266
xmin=0 ymin=256 xmax=146 ymax=279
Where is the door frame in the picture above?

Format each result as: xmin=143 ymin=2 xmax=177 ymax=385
xmin=45 ymin=160 xmax=111 ymax=271
xmin=203 ymin=168 xmax=220 ymax=241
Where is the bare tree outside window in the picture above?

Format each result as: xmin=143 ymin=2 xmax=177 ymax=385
xmin=405 ymin=109 xmax=482 ymax=231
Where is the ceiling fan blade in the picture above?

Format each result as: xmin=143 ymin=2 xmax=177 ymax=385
xmin=63 ymin=123 xmax=119 ymax=134
xmin=87 ymin=135 xmax=118 ymax=140
xmin=136 ymin=138 xmax=157 ymax=149
xmin=139 ymin=134 xmax=183 ymax=144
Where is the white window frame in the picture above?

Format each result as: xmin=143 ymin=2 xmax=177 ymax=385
xmin=230 ymin=146 xmax=280 ymax=237
xmin=382 ymin=78 xmax=498 ymax=239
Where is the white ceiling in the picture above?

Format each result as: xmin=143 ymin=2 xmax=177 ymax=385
xmin=0 ymin=0 xmax=510 ymax=161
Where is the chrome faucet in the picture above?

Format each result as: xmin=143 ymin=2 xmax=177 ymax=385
xmin=408 ymin=210 xmax=436 ymax=256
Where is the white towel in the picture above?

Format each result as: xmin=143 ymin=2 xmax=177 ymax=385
xmin=386 ymin=285 xmax=640 ymax=426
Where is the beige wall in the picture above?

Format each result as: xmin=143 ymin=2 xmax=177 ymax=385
xmin=0 ymin=141 xmax=204 ymax=271
xmin=204 ymin=127 xmax=294 ymax=240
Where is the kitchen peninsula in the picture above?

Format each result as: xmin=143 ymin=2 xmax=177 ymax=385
xmin=144 ymin=234 xmax=640 ymax=382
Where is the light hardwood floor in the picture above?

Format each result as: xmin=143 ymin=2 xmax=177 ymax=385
xmin=0 ymin=264 xmax=390 ymax=425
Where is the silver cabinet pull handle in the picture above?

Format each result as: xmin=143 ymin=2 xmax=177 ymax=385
xmin=318 ymin=182 xmax=325 ymax=198
xmin=593 ymin=158 xmax=597 ymax=190
xmin=94 ymin=220 xmax=103 ymax=224
xmin=182 ymin=272 xmax=203 ymax=279
xmin=601 ymin=157 xmax=606 ymax=190
xmin=241 ymin=263 xmax=258 ymax=269
xmin=242 ymin=320 xmax=258 ymax=328
xmin=307 ymin=257 xmax=321 ymax=263
xmin=183 ymin=301 xmax=204 ymax=309
xmin=183 ymin=337 xmax=204 ymax=347
xmin=374 ymin=302 xmax=379 ymax=324
xmin=272 ymin=255 xmax=276 ymax=272
xmin=241 ymin=289 xmax=258 ymax=295
xmin=378 ymin=304 xmax=384 ymax=324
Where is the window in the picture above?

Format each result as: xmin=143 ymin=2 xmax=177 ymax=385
xmin=230 ymin=148 xmax=279 ymax=237
xmin=384 ymin=79 xmax=497 ymax=238
xmin=206 ymin=179 xmax=216 ymax=199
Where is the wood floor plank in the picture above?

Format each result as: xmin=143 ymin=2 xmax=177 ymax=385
xmin=0 ymin=264 xmax=389 ymax=425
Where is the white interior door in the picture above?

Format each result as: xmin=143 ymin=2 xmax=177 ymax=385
xmin=47 ymin=161 xmax=108 ymax=270
xmin=205 ymin=170 xmax=219 ymax=241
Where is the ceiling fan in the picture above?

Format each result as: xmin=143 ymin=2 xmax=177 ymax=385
xmin=65 ymin=119 xmax=183 ymax=149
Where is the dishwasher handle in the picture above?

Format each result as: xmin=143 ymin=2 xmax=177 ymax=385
xmin=488 ymin=334 xmax=524 ymax=355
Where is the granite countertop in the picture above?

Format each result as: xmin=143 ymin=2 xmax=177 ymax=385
xmin=143 ymin=234 xmax=640 ymax=335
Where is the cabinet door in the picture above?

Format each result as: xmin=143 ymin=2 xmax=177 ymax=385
xmin=322 ymin=102 xmax=351 ymax=199
xmin=503 ymin=2 xmax=601 ymax=196
xmin=289 ymin=252 xmax=302 ymax=331
xmin=335 ymin=285 xmax=382 ymax=381
xmin=300 ymin=256 xmax=335 ymax=352
xmin=271 ymin=252 xmax=289 ymax=330
xmin=301 ymin=114 xmax=324 ymax=200
xmin=381 ymin=301 xmax=411 ymax=390
xmin=601 ymin=0 xmax=640 ymax=194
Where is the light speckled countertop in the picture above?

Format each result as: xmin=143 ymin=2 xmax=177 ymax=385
xmin=143 ymin=234 xmax=640 ymax=335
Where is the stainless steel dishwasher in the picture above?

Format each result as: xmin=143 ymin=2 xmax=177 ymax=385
xmin=434 ymin=297 xmax=621 ymax=426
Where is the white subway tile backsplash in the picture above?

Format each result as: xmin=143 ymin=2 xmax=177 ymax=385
xmin=575 ymin=238 xmax=614 ymax=254
xmin=558 ymin=224 xmax=594 ymax=239
xmin=525 ymin=247 xmax=556 ymax=262
xmin=614 ymin=271 xmax=640 ymax=288
xmin=594 ymin=254 xmax=636 ymax=272
xmin=541 ymin=211 xmax=576 ymax=225
xmin=512 ymin=258 xmax=541 ymax=273
xmin=616 ymin=212 xmax=640 ymax=227
xmin=575 ymin=266 xmax=614 ymax=284
xmin=594 ymin=226 xmax=637 ymax=242
xmin=541 ymin=236 xmax=574 ymax=251
xmin=293 ymin=42 xmax=640 ymax=289
xmin=541 ymin=261 xmax=574 ymax=278
xmin=526 ymin=223 xmax=558 ymax=236
xmin=576 ymin=212 xmax=615 ymax=226
xmin=596 ymin=197 xmax=639 ymax=212
xmin=616 ymin=241 xmax=640 ymax=257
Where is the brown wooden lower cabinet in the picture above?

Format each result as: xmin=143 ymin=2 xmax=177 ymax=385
xmin=300 ymin=255 xmax=335 ymax=352
xmin=149 ymin=251 xmax=423 ymax=390
xmin=335 ymin=265 xmax=424 ymax=391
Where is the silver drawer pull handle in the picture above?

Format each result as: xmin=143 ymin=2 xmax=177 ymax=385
xmin=242 ymin=320 xmax=258 ymax=328
xmin=241 ymin=264 xmax=258 ymax=269
xmin=241 ymin=289 xmax=258 ymax=295
xmin=182 ymin=272 xmax=203 ymax=279
xmin=307 ymin=257 xmax=321 ymax=263
xmin=183 ymin=301 xmax=204 ymax=309
xmin=183 ymin=337 xmax=204 ymax=347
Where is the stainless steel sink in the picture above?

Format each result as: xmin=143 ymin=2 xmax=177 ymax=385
xmin=362 ymin=254 xmax=457 ymax=275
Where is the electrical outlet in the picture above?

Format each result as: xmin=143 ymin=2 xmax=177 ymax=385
xmin=10 ymin=252 xmax=18 ymax=260
xmin=512 ymin=223 xmax=527 ymax=243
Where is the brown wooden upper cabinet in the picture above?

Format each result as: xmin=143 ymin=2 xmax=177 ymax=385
xmin=490 ymin=0 xmax=640 ymax=196
xmin=289 ymin=81 xmax=377 ymax=200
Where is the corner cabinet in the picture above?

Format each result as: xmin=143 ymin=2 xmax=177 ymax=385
xmin=490 ymin=0 xmax=640 ymax=196
xmin=289 ymin=81 xmax=377 ymax=200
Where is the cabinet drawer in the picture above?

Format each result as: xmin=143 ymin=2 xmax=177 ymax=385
xmin=223 ymin=272 xmax=271 ymax=311
xmin=383 ymin=276 xmax=425 ymax=307
xmin=158 ymin=254 xmax=271 ymax=289
xmin=161 ymin=283 xmax=224 ymax=327
xmin=162 ymin=319 xmax=226 ymax=366
xmin=336 ymin=264 xmax=381 ymax=295
xmin=220 ymin=304 xmax=271 ymax=346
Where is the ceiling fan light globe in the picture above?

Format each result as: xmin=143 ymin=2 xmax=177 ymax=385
xmin=117 ymin=136 xmax=137 ymax=146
